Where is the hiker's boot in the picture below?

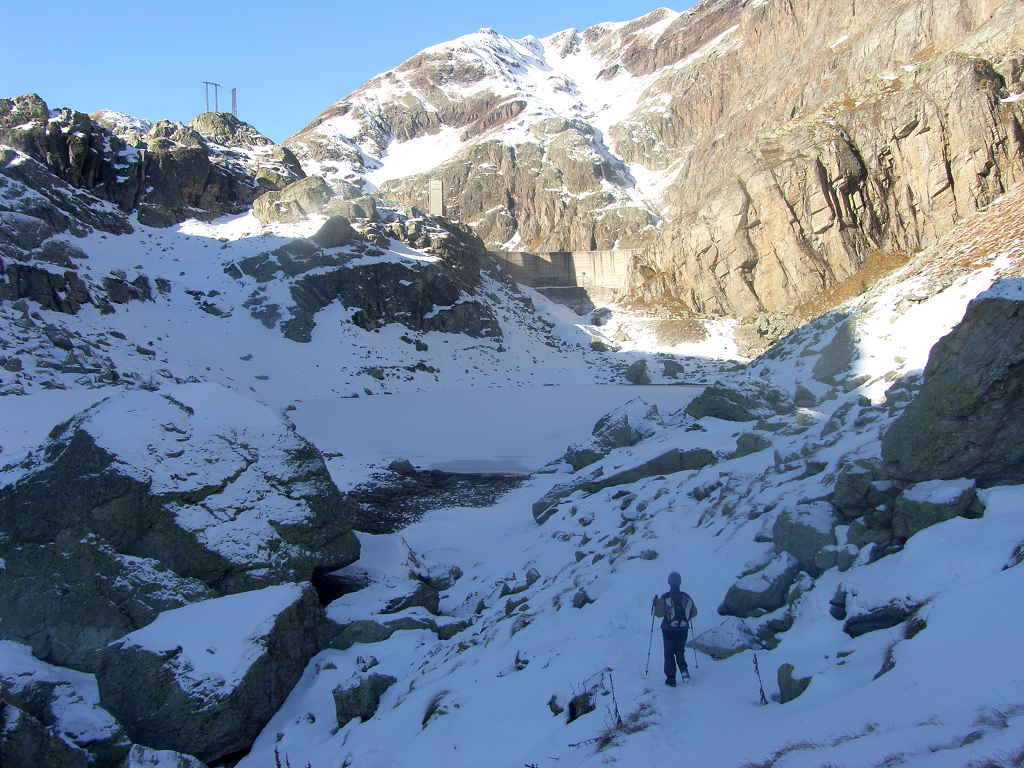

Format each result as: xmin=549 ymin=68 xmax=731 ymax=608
xmin=665 ymin=677 xmax=677 ymax=687
xmin=681 ymin=667 xmax=691 ymax=681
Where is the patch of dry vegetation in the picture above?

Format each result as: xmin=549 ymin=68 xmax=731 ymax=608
xmin=739 ymin=725 xmax=879 ymax=768
xmin=795 ymin=248 xmax=914 ymax=321
xmin=798 ymin=183 xmax=1024 ymax=323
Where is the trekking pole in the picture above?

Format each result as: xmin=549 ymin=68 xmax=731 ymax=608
xmin=753 ymin=653 xmax=768 ymax=705
xmin=690 ymin=617 xmax=699 ymax=671
xmin=643 ymin=601 xmax=656 ymax=678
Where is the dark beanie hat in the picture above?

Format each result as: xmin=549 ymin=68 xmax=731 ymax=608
xmin=668 ymin=572 xmax=682 ymax=588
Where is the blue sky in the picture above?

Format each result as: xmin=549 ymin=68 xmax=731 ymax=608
xmin=2 ymin=1 xmax=691 ymax=143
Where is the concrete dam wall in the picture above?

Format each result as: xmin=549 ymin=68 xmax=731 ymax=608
xmin=490 ymin=249 xmax=640 ymax=305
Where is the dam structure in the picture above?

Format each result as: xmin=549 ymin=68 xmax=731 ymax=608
xmin=489 ymin=249 xmax=641 ymax=311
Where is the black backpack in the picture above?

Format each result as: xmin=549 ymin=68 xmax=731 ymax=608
xmin=666 ymin=592 xmax=690 ymax=630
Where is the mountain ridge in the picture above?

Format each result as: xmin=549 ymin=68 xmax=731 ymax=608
xmin=285 ymin=0 xmax=1024 ymax=321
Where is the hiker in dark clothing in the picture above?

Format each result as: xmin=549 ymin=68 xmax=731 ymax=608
xmin=653 ymin=572 xmax=698 ymax=687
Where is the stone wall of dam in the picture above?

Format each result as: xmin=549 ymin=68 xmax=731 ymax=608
xmin=489 ymin=249 xmax=640 ymax=306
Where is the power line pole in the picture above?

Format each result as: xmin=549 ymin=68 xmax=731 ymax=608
xmin=231 ymin=88 xmax=237 ymax=117
xmin=201 ymin=81 xmax=222 ymax=113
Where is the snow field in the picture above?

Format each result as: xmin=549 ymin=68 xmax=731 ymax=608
xmin=236 ymin=447 xmax=1024 ymax=767
xmin=238 ymin=232 xmax=1024 ymax=767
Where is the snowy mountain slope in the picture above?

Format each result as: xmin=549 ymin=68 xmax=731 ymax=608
xmin=228 ymin=185 xmax=1024 ymax=768
xmin=285 ymin=5 xmax=746 ymax=250
xmin=0 ymin=152 xmax=589 ymax=405
xmin=286 ymin=0 xmax=1024 ymax=324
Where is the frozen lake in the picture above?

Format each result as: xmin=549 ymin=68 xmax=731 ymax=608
xmin=0 ymin=384 xmax=705 ymax=478
xmin=289 ymin=384 xmax=704 ymax=474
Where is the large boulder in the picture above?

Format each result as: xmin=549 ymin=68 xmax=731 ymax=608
xmin=830 ymin=460 xmax=887 ymax=521
xmin=891 ymin=478 xmax=982 ymax=540
xmin=0 ymin=534 xmax=213 ymax=671
xmin=311 ymin=215 xmax=356 ymax=248
xmin=772 ymin=502 xmax=837 ymax=576
xmin=883 ymin=280 xmax=1024 ymax=485
xmin=843 ymin=600 xmax=921 ymax=638
xmin=730 ymin=432 xmax=772 ymax=458
xmin=325 ymin=194 xmax=378 ymax=222
xmin=592 ymin=398 xmax=661 ymax=450
xmin=719 ymin=553 xmax=800 ymax=617
xmin=253 ymin=176 xmax=333 ymax=225
xmin=624 ymin=359 xmax=651 ymax=384
xmin=587 ymin=448 xmax=717 ymax=491
xmin=0 ymin=384 xmax=358 ymax=669
xmin=688 ymin=617 xmax=761 ymax=660
xmin=0 ymin=641 xmax=129 ymax=768
xmin=533 ymin=447 xmax=717 ymax=523
xmin=96 ymin=583 xmax=324 ymax=763
xmin=777 ymin=663 xmax=813 ymax=704
xmin=811 ymin=317 xmax=857 ymax=384
xmin=333 ymin=674 xmax=398 ymax=726
xmin=685 ymin=383 xmax=791 ymax=423
xmin=0 ymin=702 xmax=91 ymax=768
xmin=561 ymin=398 xmax=661 ymax=471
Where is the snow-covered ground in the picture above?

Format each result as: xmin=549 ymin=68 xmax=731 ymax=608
xmin=4 ymin=163 xmax=1024 ymax=767
xmin=238 ymin=474 xmax=1024 ymax=768
xmin=228 ymin=193 xmax=1024 ymax=768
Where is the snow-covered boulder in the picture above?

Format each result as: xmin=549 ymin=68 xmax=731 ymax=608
xmin=0 ymin=384 xmax=358 ymax=668
xmin=883 ymin=279 xmax=1024 ymax=484
xmin=124 ymin=745 xmax=208 ymax=768
xmin=624 ymin=359 xmax=651 ymax=384
xmin=811 ymin=317 xmax=858 ymax=384
xmin=0 ymin=701 xmax=91 ymax=768
xmin=777 ymin=662 xmax=813 ymax=704
xmin=842 ymin=599 xmax=923 ymax=638
xmin=333 ymin=673 xmax=397 ymax=726
xmin=685 ymin=382 xmax=792 ymax=422
xmin=772 ymin=502 xmax=838 ymax=576
xmin=561 ymin=398 xmax=661 ymax=471
xmin=689 ymin=617 xmax=762 ymax=660
xmin=891 ymin=478 xmax=982 ymax=540
xmin=730 ymin=432 xmax=772 ymax=458
xmin=0 ymin=533 xmax=213 ymax=671
xmin=96 ymin=583 xmax=324 ymax=763
xmin=534 ymin=446 xmax=716 ymax=524
xmin=0 ymin=641 xmax=129 ymax=768
xmin=719 ymin=553 xmax=801 ymax=617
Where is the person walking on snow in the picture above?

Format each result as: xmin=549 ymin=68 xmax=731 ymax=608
xmin=653 ymin=572 xmax=697 ymax=687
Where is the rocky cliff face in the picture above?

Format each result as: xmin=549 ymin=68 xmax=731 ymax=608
xmin=624 ymin=0 xmax=1024 ymax=317
xmin=0 ymin=95 xmax=305 ymax=227
xmin=285 ymin=0 xmax=1024 ymax=319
